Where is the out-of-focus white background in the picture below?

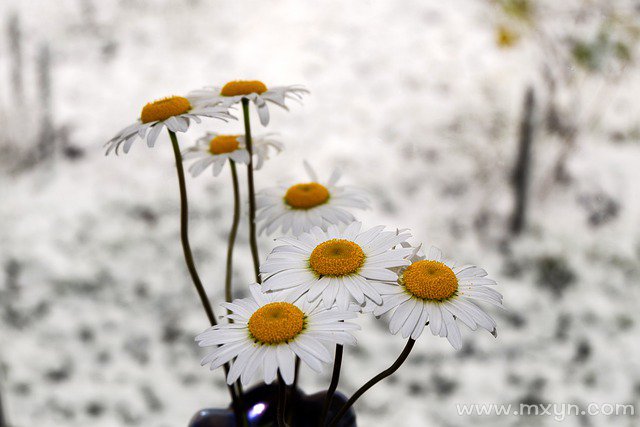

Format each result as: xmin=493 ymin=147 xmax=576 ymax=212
xmin=1 ymin=1 xmax=640 ymax=426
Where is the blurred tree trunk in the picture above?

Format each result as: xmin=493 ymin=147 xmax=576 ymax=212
xmin=36 ymin=43 xmax=56 ymax=162
xmin=8 ymin=13 xmax=24 ymax=106
xmin=510 ymin=87 xmax=536 ymax=235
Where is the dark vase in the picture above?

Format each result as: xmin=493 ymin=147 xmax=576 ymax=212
xmin=188 ymin=383 xmax=356 ymax=427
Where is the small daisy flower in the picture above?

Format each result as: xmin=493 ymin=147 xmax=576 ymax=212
xmin=188 ymin=80 xmax=308 ymax=126
xmin=105 ymin=95 xmax=235 ymax=155
xmin=255 ymin=162 xmax=370 ymax=236
xmin=196 ymin=284 xmax=359 ymax=386
xmin=182 ymin=132 xmax=283 ymax=177
xmin=260 ymin=222 xmax=413 ymax=310
xmin=372 ymin=246 xmax=503 ymax=350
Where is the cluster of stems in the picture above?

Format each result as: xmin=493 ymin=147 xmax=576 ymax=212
xmin=169 ymin=98 xmax=415 ymax=427
xmin=167 ymin=98 xmax=263 ymax=426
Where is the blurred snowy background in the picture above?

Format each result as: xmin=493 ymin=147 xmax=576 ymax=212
xmin=1 ymin=0 xmax=640 ymax=426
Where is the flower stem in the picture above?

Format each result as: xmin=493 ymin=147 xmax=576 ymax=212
xmin=292 ymin=356 xmax=301 ymax=391
xmin=167 ymin=130 xmax=242 ymax=422
xmin=277 ymin=372 xmax=289 ymax=427
xmin=319 ymin=344 xmax=343 ymax=427
xmin=327 ymin=339 xmax=416 ymax=427
xmin=225 ymin=160 xmax=241 ymax=308
xmin=241 ymin=98 xmax=261 ymax=284
xmin=320 ymin=320 xmax=346 ymax=426
xmin=226 ymin=160 xmax=247 ymax=425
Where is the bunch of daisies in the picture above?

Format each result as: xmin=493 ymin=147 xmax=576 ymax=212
xmin=107 ymin=80 xmax=503 ymax=427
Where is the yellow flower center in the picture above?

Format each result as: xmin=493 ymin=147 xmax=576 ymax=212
xmin=401 ymin=260 xmax=458 ymax=301
xmin=220 ymin=80 xmax=268 ymax=97
xmin=140 ymin=96 xmax=192 ymax=124
xmin=309 ymin=239 xmax=365 ymax=277
xmin=209 ymin=135 xmax=240 ymax=155
xmin=284 ymin=183 xmax=330 ymax=209
xmin=248 ymin=302 xmax=305 ymax=345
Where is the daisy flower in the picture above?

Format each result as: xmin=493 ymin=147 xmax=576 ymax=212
xmin=105 ymin=95 xmax=235 ymax=155
xmin=196 ymin=284 xmax=359 ymax=386
xmin=188 ymin=80 xmax=308 ymax=126
xmin=182 ymin=132 xmax=283 ymax=177
xmin=255 ymin=162 xmax=370 ymax=236
xmin=260 ymin=222 xmax=413 ymax=310
xmin=372 ymin=246 xmax=503 ymax=350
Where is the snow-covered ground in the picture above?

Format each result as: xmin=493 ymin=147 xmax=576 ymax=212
xmin=1 ymin=1 xmax=640 ymax=426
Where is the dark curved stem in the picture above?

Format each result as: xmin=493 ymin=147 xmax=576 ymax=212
xmin=225 ymin=160 xmax=241 ymax=307
xmin=292 ymin=357 xmax=301 ymax=391
xmin=327 ymin=339 xmax=416 ymax=427
xmin=226 ymin=160 xmax=248 ymax=425
xmin=167 ymin=130 xmax=242 ymax=422
xmin=241 ymin=98 xmax=261 ymax=284
xmin=277 ymin=372 xmax=289 ymax=427
xmin=319 ymin=345 xmax=343 ymax=427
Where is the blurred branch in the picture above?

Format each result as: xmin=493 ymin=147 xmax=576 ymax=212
xmin=510 ymin=86 xmax=536 ymax=236
xmin=8 ymin=12 xmax=24 ymax=106
xmin=36 ymin=43 xmax=56 ymax=162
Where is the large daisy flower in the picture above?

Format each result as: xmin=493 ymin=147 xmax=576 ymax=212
xmin=196 ymin=284 xmax=359 ymax=386
xmin=255 ymin=162 xmax=370 ymax=236
xmin=105 ymin=95 xmax=235 ymax=155
xmin=188 ymin=80 xmax=308 ymax=126
xmin=260 ymin=222 xmax=413 ymax=310
xmin=371 ymin=246 xmax=503 ymax=350
xmin=182 ymin=132 xmax=283 ymax=177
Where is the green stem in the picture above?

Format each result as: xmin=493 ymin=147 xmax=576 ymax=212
xmin=225 ymin=160 xmax=241 ymax=307
xmin=327 ymin=339 xmax=416 ymax=427
xmin=288 ymin=357 xmax=301 ymax=425
xmin=167 ymin=130 xmax=242 ymax=424
xmin=277 ymin=372 xmax=289 ymax=427
xmin=224 ymin=161 xmax=248 ymax=426
xmin=241 ymin=98 xmax=261 ymax=284
xmin=319 ymin=345 xmax=343 ymax=427
xmin=292 ymin=356 xmax=301 ymax=391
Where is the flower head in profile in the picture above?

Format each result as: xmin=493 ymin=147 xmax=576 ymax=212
xmin=371 ymin=245 xmax=502 ymax=349
xmin=188 ymin=80 xmax=309 ymax=126
xmin=105 ymin=95 xmax=235 ymax=155
xmin=256 ymin=162 xmax=370 ymax=236
xmin=182 ymin=132 xmax=283 ymax=177
xmin=196 ymin=285 xmax=359 ymax=386
xmin=261 ymin=222 xmax=413 ymax=310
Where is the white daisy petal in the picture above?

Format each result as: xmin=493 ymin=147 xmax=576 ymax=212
xmin=410 ymin=305 xmax=430 ymax=340
xmin=401 ymin=302 xmax=424 ymax=338
xmin=276 ymin=345 xmax=296 ymax=385
xmin=262 ymin=269 xmax=316 ymax=292
xmin=263 ymin=348 xmax=279 ymax=384
xmin=428 ymin=303 xmax=443 ymax=335
xmin=303 ymin=160 xmax=318 ymax=181
xmin=389 ymin=299 xmax=417 ymax=335
xmin=146 ymin=123 xmax=164 ymax=147
xmin=241 ymin=346 xmax=267 ymax=385
xmin=254 ymin=96 xmax=270 ymax=126
xmin=442 ymin=309 xmax=462 ymax=350
xmin=307 ymin=276 xmax=332 ymax=302
xmin=359 ymin=267 xmax=399 ymax=282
